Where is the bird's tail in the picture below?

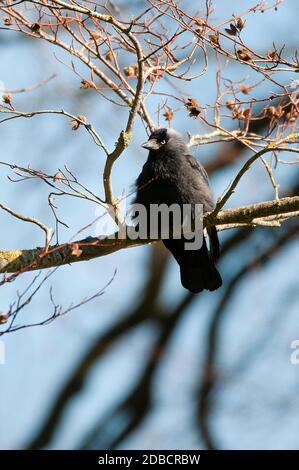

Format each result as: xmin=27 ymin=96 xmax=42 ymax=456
xmin=163 ymin=233 xmax=222 ymax=293
xmin=207 ymin=226 xmax=220 ymax=261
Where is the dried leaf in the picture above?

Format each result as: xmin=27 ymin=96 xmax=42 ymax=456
xmin=163 ymin=108 xmax=174 ymax=122
xmin=184 ymin=98 xmax=201 ymax=118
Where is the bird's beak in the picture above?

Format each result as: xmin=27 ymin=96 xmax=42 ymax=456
xmin=141 ymin=138 xmax=159 ymax=150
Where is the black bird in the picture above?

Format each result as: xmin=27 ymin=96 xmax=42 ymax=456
xmin=134 ymin=128 xmax=222 ymax=293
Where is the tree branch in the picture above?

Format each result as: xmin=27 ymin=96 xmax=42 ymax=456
xmin=1 ymin=196 xmax=299 ymax=274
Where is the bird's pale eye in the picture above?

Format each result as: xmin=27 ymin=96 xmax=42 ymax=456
xmin=160 ymin=139 xmax=166 ymax=145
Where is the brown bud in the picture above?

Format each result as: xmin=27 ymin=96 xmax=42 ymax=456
xmin=2 ymin=93 xmax=12 ymax=104
xmin=0 ymin=313 xmax=8 ymax=324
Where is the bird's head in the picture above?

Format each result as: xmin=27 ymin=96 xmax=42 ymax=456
xmin=141 ymin=128 xmax=187 ymax=154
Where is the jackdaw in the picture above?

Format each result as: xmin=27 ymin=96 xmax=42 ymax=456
xmin=134 ymin=127 xmax=222 ymax=293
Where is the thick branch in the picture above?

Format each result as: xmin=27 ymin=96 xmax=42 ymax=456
xmin=1 ymin=196 xmax=299 ymax=274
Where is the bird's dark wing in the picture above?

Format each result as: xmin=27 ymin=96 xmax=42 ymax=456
xmin=184 ymin=153 xmax=221 ymax=261
xmin=185 ymin=154 xmax=210 ymax=186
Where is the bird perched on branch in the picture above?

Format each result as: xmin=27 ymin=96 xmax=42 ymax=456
xmin=134 ymin=127 xmax=222 ymax=293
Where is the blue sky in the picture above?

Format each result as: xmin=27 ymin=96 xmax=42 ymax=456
xmin=1 ymin=0 xmax=299 ymax=449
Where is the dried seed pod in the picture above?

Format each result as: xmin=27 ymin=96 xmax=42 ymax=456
xmin=232 ymin=108 xmax=244 ymax=119
xmin=209 ymin=33 xmax=220 ymax=47
xmin=237 ymin=48 xmax=253 ymax=62
xmin=53 ymin=171 xmax=64 ymax=182
xmin=225 ymin=23 xmax=238 ymax=36
xmin=275 ymin=105 xmax=283 ymax=118
xmin=243 ymin=108 xmax=251 ymax=119
xmin=31 ymin=23 xmax=40 ymax=33
xmin=184 ymin=98 xmax=201 ymax=118
xmin=236 ymin=17 xmax=245 ymax=31
xmin=0 ymin=313 xmax=8 ymax=325
xmin=163 ymin=108 xmax=174 ymax=122
xmin=3 ymin=17 xmax=13 ymax=26
xmin=226 ymin=100 xmax=237 ymax=110
xmin=2 ymin=94 xmax=12 ymax=104
xmin=105 ymin=51 xmax=114 ymax=62
xmin=239 ymin=85 xmax=253 ymax=95
xmin=195 ymin=18 xmax=206 ymax=27
xmin=124 ymin=65 xmax=138 ymax=78
xmin=89 ymin=30 xmax=101 ymax=40
xmin=194 ymin=18 xmax=206 ymax=33
xmin=264 ymin=106 xmax=277 ymax=118
xmin=80 ymin=79 xmax=93 ymax=89
xmin=267 ymin=50 xmax=276 ymax=59
xmin=70 ymin=115 xmax=87 ymax=131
